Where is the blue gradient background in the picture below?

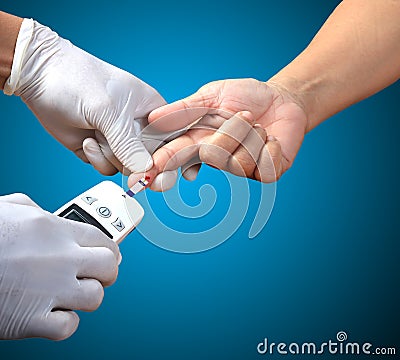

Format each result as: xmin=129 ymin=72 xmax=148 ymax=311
xmin=1 ymin=1 xmax=399 ymax=359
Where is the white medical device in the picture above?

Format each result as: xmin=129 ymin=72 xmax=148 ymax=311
xmin=54 ymin=180 xmax=146 ymax=244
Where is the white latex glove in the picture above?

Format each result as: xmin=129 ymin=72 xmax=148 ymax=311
xmin=0 ymin=193 xmax=120 ymax=340
xmin=3 ymin=19 xmax=181 ymax=191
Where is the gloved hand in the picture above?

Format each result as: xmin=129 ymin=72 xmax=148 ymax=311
xmin=3 ymin=18 xmax=181 ymax=191
xmin=0 ymin=193 xmax=120 ymax=340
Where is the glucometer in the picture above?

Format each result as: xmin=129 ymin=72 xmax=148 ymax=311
xmin=54 ymin=179 xmax=148 ymax=244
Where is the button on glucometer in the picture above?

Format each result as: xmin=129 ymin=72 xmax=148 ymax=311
xmin=82 ymin=196 xmax=97 ymax=205
xmin=112 ymin=218 xmax=125 ymax=232
xmin=97 ymin=206 xmax=111 ymax=218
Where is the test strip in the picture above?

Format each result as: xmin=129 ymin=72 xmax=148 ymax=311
xmin=126 ymin=177 xmax=149 ymax=197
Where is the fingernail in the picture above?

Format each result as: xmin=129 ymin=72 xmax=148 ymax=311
xmin=127 ymin=173 xmax=145 ymax=188
xmin=117 ymin=253 xmax=122 ymax=265
xmin=267 ymin=135 xmax=277 ymax=141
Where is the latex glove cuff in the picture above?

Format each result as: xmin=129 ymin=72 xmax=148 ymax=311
xmin=4 ymin=18 xmax=34 ymax=95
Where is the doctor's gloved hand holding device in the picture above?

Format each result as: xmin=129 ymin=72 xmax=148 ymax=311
xmin=0 ymin=180 xmax=146 ymax=341
xmin=0 ymin=193 xmax=121 ymax=341
xmin=0 ymin=11 xmax=178 ymax=341
xmin=2 ymin=12 xmax=180 ymax=190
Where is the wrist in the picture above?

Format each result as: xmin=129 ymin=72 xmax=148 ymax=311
xmin=0 ymin=12 xmax=23 ymax=90
xmin=267 ymin=73 xmax=322 ymax=133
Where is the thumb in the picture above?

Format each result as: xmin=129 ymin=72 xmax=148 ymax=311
xmin=101 ymin=80 xmax=166 ymax=174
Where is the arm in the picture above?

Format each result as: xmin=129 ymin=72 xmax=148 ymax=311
xmin=269 ymin=0 xmax=400 ymax=131
xmin=0 ymin=11 xmax=22 ymax=89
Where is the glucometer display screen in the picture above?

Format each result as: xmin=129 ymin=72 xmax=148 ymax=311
xmin=64 ymin=209 xmax=87 ymax=223
xmin=58 ymin=204 xmax=113 ymax=239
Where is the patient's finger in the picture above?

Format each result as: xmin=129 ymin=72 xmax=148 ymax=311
xmin=149 ymin=126 xmax=211 ymax=173
xmin=152 ymin=135 xmax=199 ymax=173
xmin=126 ymin=127 xmax=211 ymax=189
xmin=254 ymin=136 xmax=283 ymax=183
xmin=148 ymin=94 xmax=210 ymax=132
xmin=199 ymin=111 xmax=255 ymax=171
xmin=148 ymin=85 xmax=237 ymax=132
xmin=182 ymin=156 xmax=202 ymax=181
xmin=228 ymin=126 xmax=267 ymax=177
xmin=196 ymin=114 xmax=226 ymax=129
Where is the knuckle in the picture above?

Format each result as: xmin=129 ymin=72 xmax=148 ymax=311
xmin=81 ymin=280 xmax=104 ymax=311
xmin=30 ymin=210 xmax=54 ymax=229
xmin=198 ymin=143 xmax=212 ymax=162
xmin=228 ymin=155 xmax=246 ymax=177
xmin=104 ymin=238 xmax=119 ymax=258
xmin=230 ymin=152 xmax=256 ymax=177
xmin=102 ymin=247 xmax=118 ymax=266
xmin=159 ymin=146 xmax=178 ymax=171
xmin=256 ymin=161 xmax=277 ymax=184
xmin=89 ymin=281 xmax=105 ymax=310
xmin=12 ymin=193 xmax=32 ymax=203
xmin=232 ymin=152 xmax=250 ymax=166
xmin=259 ymin=163 xmax=282 ymax=183
xmin=260 ymin=173 xmax=277 ymax=184
xmin=282 ymin=156 xmax=293 ymax=171
xmin=2 ymin=193 xmax=39 ymax=208
xmin=199 ymin=144 xmax=229 ymax=169
xmin=88 ymin=226 xmax=116 ymax=249
xmin=101 ymin=249 xmax=119 ymax=285
xmin=236 ymin=111 xmax=253 ymax=125
xmin=106 ymin=266 xmax=119 ymax=286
